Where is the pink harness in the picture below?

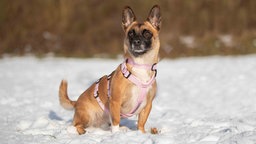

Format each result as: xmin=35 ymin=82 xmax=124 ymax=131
xmin=93 ymin=58 xmax=157 ymax=118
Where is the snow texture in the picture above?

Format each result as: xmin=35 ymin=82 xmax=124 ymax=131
xmin=0 ymin=55 xmax=256 ymax=144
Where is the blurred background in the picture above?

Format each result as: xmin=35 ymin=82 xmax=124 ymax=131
xmin=0 ymin=0 xmax=256 ymax=58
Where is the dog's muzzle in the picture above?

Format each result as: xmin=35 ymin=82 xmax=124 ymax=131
xmin=131 ymin=40 xmax=147 ymax=55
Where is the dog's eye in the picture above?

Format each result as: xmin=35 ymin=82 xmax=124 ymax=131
xmin=142 ymin=30 xmax=153 ymax=39
xmin=128 ymin=30 xmax=135 ymax=37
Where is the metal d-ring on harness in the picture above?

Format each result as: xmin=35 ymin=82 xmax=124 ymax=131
xmin=93 ymin=58 xmax=157 ymax=118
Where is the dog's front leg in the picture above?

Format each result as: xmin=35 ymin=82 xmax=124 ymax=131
xmin=137 ymin=101 xmax=153 ymax=133
xmin=109 ymin=95 xmax=121 ymax=133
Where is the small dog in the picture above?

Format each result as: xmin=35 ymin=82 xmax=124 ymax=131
xmin=59 ymin=5 xmax=161 ymax=134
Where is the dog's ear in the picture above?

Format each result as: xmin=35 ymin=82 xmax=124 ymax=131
xmin=147 ymin=5 xmax=161 ymax=31
xmin=122 ymin=6 xmax=136 ymax=31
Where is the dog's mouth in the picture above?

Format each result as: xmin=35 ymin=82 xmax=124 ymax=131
xmin=130 ymin=44 xmax=147 ymax=56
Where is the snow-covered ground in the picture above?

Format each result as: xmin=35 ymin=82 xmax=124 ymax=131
xmin=0 ymin=55 xmax=256 ymax=144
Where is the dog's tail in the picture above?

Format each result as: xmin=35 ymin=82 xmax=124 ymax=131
xmin=59 ymin=80 xmax=76 ymax=110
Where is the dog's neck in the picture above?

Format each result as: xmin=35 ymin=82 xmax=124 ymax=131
xmin=125 ymin=52 xmax=158 ymax=83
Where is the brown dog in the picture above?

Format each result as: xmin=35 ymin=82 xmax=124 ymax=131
xmin=59 ymin=5 xmax=161 ymax=134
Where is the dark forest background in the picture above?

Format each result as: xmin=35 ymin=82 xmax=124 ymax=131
xmin=0 ymin=0 xmax=256 ymax=58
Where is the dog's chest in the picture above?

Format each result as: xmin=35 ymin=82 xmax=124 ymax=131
xmin=131 ymin=67 xmax=151 ymax=83
xmin=121 ymin=68 xmax=152 ymax=115
xmin=131 ymin=85 xmax=150 ymax=114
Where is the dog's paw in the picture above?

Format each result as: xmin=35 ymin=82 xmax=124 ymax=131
xmin=119 ymin=126 xmax=129 ymax=132
xmin=111 ymin=125 xmax=120 ymax=133
xmin=150 ymin=127 xmax=159 ymax=134
xmin=111 ymin=125 xmax=130 ymax=133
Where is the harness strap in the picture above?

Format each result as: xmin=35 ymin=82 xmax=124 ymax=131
xmin=126 ymin=58 xmax=156 ymax=70
xmin=120 ymin=87 xmax=148 ymax=118
xmin=93 ymin=74 xmax=112 ymax=112
xmin=93 ymin=59 xmax=157 ymax=118
xmin=93 ymin=79 xmax=106 ymax=111
xmin=120 ymin=59 xmax=157 ymax=118
xmin=121 ymin=59 xmax=156 ymax=88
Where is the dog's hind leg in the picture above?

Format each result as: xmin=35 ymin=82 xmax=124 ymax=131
xmin=72 ymin=111 xmax=90 ymax=135
xmin=74 ymin=123 xmax=86 ymax=134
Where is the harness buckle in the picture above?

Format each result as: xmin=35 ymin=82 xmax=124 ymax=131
xmin=94 ymin=91 xmax=99 ymax=98
xmin=123 ymin=71 xmax=131 ymax=78
xmin=121 ymin=63 xmax=131 ymax=78
xmin=151 ymin=63 xmax=157 ymax=77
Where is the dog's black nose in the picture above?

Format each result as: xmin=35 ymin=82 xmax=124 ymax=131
xmin=133 ymin=39 xmax=141 ymax=46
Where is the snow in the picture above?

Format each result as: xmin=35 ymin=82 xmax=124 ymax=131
xmin=1 ymin=55 xmax=256 ymax=144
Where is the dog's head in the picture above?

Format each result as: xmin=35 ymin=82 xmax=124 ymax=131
xmin=122 ymin=5 xmax=161 ymax=61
